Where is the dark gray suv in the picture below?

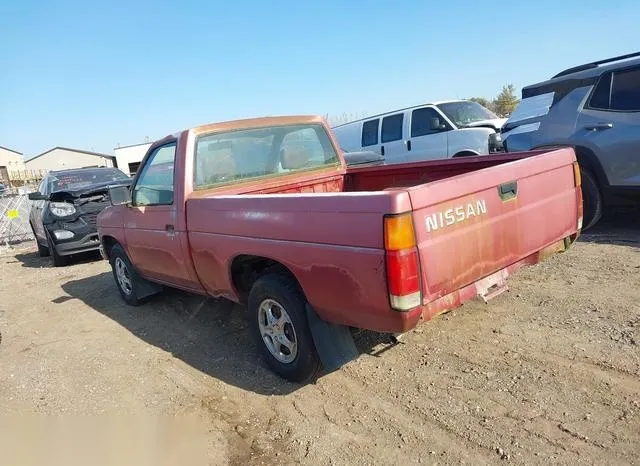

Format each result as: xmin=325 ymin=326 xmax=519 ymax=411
xmin=501 ymin=51 xmax=640 ymax=230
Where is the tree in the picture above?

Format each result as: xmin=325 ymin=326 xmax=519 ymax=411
xmin=468 ymin=97 xmax=494 ymax=112
xmin=492 ymin=84 xmax=519 ymax=117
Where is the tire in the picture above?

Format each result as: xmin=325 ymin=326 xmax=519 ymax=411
xmin=46 ymin=234 xmax=68 ymax=267
xmin=37 ymin=241 xmax=50 ymax=257
xmin=580 ymin=168 xmax=603 ymax=231
xmin=248 ymin=274 xmax=321 ymax=383
xmin=30 ymin=224 xmax=50 ymax=257
xmin=109 ymin=244 xmax=153 ymax=306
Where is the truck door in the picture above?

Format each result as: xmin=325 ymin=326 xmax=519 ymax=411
xmin=123 ymin=141 xmax=197 ymax=289
xmin=406 ymin=106 xmax=450 ymax=161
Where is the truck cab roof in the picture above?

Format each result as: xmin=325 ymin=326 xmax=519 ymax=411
xmin=191 ymin=115 xmax=326 ymax=136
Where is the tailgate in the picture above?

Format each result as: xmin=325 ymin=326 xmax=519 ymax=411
xmin=408 ymin=148 xmax=581 ymax=303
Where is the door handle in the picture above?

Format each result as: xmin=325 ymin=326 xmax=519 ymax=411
xmin=498 ymin=180 xmax=518 ymax=201
xmin=380 ymin=145 xmax=385 ymax=156
xmin=584 ymin=123 xmax=613 ymax=131
xmin=406 ymin=140 xmax=412 ymax=151
xmin=165 ymin=224 xmax=175 ymax=236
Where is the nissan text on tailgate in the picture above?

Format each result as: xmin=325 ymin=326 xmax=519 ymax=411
xmin=97 ymin=115 xmax=583 ymax=383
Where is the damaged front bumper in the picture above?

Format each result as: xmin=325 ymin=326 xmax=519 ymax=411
xmin=45 ymin=217 xmax=101 ymax=256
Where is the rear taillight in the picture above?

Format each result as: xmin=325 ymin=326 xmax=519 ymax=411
xmin=573 ymin=161 xmax=583 ymax=231
xmin=384 ymin=213 xmax=422 ymax=311
xmin=573 ymin=161 xmax=582 ymax=187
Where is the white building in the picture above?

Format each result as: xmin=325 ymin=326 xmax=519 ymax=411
xmin=26 ymin=147 xmax=116 ymax=172
xmin=114 ymin=142 xmax=151 ymax=176
xmin=0 ymin=146 xmax=26 ymax=183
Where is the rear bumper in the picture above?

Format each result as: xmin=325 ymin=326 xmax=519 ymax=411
xmin=394 ymin=234 xmax=579 ymax=333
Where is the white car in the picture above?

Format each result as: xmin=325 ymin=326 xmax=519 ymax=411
xmin=332 ymin=100 xmax=506 ymax=164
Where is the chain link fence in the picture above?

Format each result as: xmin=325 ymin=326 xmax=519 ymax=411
xmin=0 ymin=191 xmax=36 ymax=246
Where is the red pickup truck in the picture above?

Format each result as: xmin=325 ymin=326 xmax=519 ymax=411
xmin=97 ymin=115 xmax=583 ymax=383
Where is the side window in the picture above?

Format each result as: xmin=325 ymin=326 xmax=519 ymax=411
xmin=361 ymin=119 xmax=379 ymax=147
xmin=611 ymin=67 xmax=640 ymax=111
xmin=588 ymin=72 xmax=612 ymax=110
xmin=132 ymin=143 xmax=176 ymax=206
xmin=381 ymin=113 xmax=404 ymax=143
xmin=411 ymin=107 xmax=449 ymax=137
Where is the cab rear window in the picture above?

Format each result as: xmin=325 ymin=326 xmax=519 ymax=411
xmin=194 ymin=123 xmax=340 ymax=189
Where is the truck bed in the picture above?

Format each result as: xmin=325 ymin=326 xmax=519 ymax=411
xmin=186 ymin=148 xmax=581 ymax=333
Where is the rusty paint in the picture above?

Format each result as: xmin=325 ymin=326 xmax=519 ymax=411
xmin=192 ymin=115 xmax=326 ymax=136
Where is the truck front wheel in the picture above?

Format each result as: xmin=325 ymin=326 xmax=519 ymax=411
xmin=248 ymin=274 xmax=321 ymax=383
xmin=109 ymin=244 xmax=157 ymax=306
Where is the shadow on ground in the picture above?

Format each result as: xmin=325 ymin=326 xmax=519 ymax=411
xmin=578 ymin=210 xmax=640 ymax=248
xmin=10 ymin=249 xmax=102 ymax=268
xmin=58 ymin=272 xmax=394 ymax=395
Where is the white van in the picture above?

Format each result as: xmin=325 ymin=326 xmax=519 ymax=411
xmin=332 ymin=100 xmax=506 ymax=163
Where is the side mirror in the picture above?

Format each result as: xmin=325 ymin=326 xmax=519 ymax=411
xmin=108 ymin=184 xmax=132 ymax=206
xmin=28 ymin=192 xmax=47 ymax=201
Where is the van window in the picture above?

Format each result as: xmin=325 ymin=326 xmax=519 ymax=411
xmin=361 ymin=119 xmax=379 ymax=147
xmin=611 ymin=67 xmax=640 ymax=111
xmin=411 ymin=107 xmax=446 ymax=137
xmin=381 ymin=114 xmax=403 ymax=143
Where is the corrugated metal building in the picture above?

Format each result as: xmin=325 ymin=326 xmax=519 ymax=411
xmin=25 ymin=147 xmax=116 ymax=172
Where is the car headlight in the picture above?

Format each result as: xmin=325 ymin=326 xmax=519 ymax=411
xmin=488 ymin=132 xmax=504 ymax=152
xmin=49 ymin=202 xmax=76 ymax=217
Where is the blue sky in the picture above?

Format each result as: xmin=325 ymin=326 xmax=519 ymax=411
xmin=1 ymin=0 xmax=639 ymax=158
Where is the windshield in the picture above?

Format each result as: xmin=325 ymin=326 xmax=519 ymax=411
xmin=436 ymin=101 xmax=499 ymax=127
xmin=49 ymin=168 xmax=129 ymax=192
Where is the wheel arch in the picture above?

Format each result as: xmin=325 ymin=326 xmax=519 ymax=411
xmin=452 ymin=150 xmax=480 ymax=158
xmin=100 ymin=235 xmax=121 ymax=261
xmin=229 ymin=254 xmax=304 ymax=304
xmin=531 ymin=143 xmax=610 ymax=189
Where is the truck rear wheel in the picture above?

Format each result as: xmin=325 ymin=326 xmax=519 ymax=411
xmin=581 ymin=168 xmax=603 ymax=230
xmin=248 ymin=274 xmax=321 ymax=383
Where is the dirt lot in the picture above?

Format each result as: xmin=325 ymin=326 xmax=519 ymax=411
xmin=1 ymin=217 xmax=639 ymax=465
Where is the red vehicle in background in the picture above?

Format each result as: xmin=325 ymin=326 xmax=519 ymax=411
xmin=97 ymin=115 xmax=583 ymax=383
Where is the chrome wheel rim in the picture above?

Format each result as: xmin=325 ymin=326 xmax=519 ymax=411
xmin=115 ymin=257 xmax=133 ymax=295
xmin=257 ymin=299 xmax=298 ymax=364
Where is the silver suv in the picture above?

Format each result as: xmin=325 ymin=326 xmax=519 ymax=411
xmin=501 ymin=52 xmax=640 ymax=230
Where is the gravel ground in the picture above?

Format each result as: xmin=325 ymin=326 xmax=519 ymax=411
xmin=1 ymin=216 xmax=639 ymax=465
